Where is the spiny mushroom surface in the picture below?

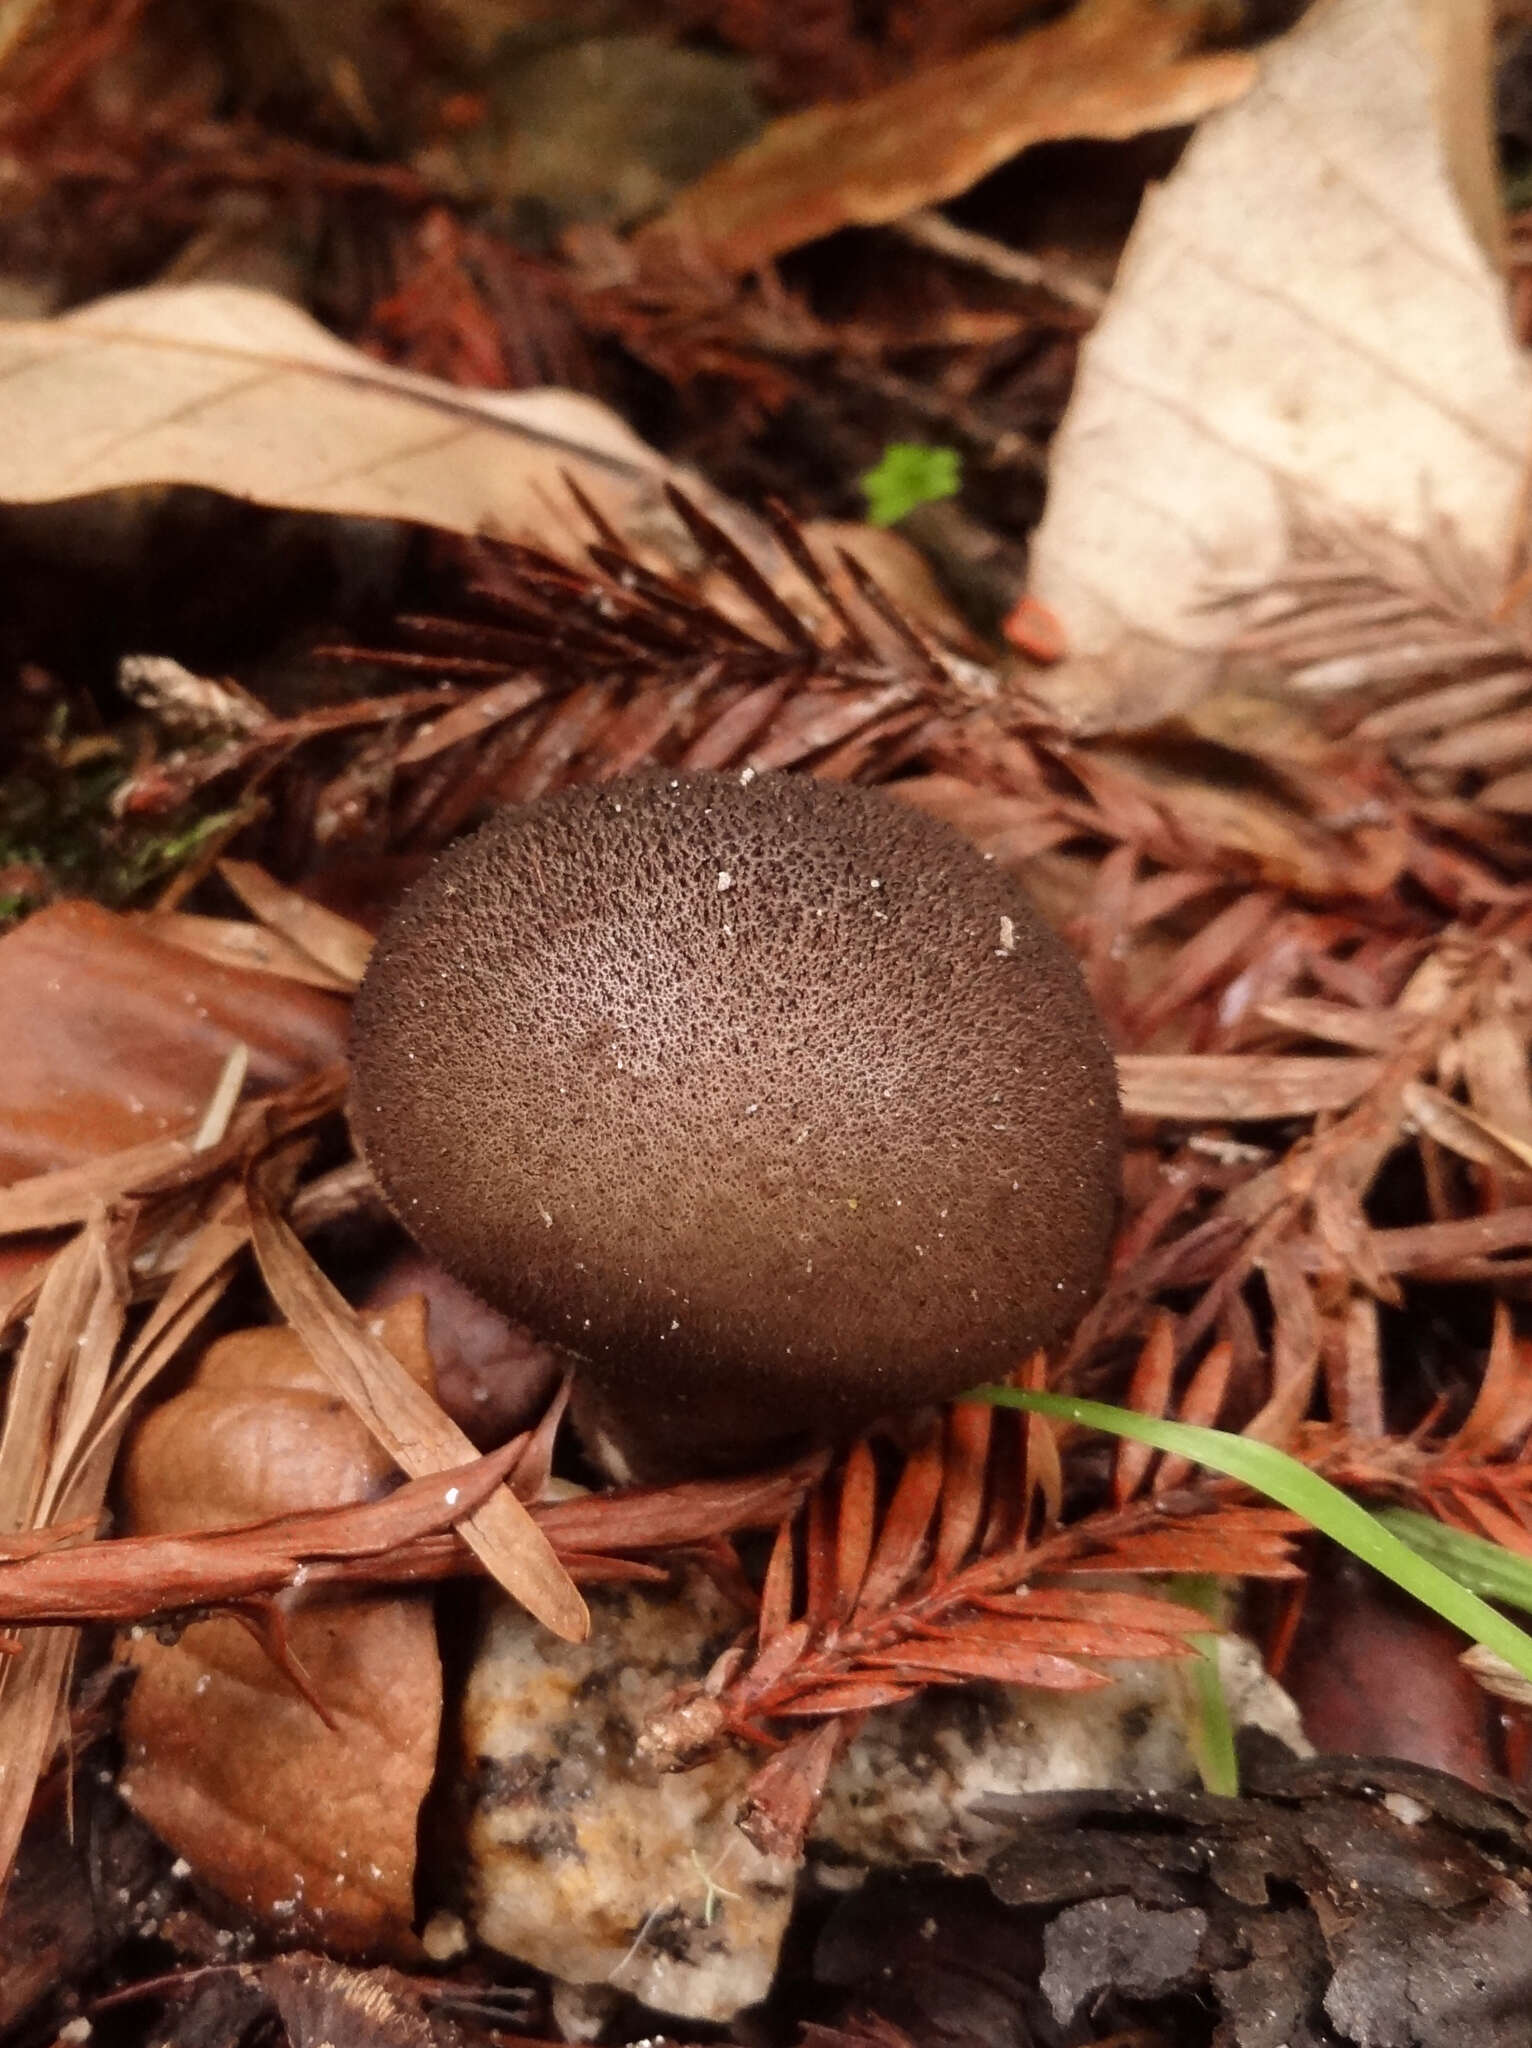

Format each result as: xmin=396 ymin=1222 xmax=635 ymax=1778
xmin=349 ymin=771 xmax=1120 ymax=1473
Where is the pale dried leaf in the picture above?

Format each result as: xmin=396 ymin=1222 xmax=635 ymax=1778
xmin=1248 ymin=1245 xmax=1320 ymax=1446
xmin=1403 ymin=1079 xmax=1532 ymax=1175
xmin=1028 ymin=0 xmax=1530 ymax=731
xmin=0 ymin=1230 xmax=104 ymax=1533
xmin=217 ymin=861 xmax=374 ymax=990
xmin=1118 ymin=1052 xmax=1382 ymax=1120
xmin=1460 ymin=1643 xmax=1532 ymax=1707
xmin=1459 ymin=1015 xmax=1532 ymax=1152
xmin=71 ymin=1200 xmax=251 ymax=1488
xmin=0 ymin=1628 xmax=74 ymax=1913
xmin=37 ymin=1229 xmax=130 ymax=1522
xmin=0 ymin=1133 xmax=208 ymax=1235
xmin=139 ymin=911 xmax=356 ymax=991
xmin=0 ymin=1218 xmax=128 ymax=1906
xmin=0 ymin=285 xmax=729 ymax=555
xmin=1255 ymin=998 xmax=1401 ymax=1054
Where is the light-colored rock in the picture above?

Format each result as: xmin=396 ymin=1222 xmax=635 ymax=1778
xmin=463 ymin=1577 xmax=1306 ymax=2023
xmin=462 ymin=1574 xmax=796 ymax=2023
xmin=815 ymin=1635 xmax=1308 ymax=1872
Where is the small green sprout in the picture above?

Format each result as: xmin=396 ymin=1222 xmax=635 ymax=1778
xmin=860 ymin=442 xmax=962 ymax=527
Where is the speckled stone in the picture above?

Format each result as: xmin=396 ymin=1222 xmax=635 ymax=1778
xmin=463 ymin=1584 xmax=1307 ymax=2024
xmin=462 ymin=1573 xmax=796 ymax=2023
xmin=814 ymin=1635 xmax=1309 ymax=1872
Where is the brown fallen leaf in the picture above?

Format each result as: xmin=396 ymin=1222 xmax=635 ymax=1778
xmin=0 ymin=1064 xmax=348 ymax=1237
xmin=0 ymin=891 xmax=364 ymax=1906
xmin=117 ymin=1301 xmax=445 ymax=1959
xmin=1028 ymin=0 xmax=1531 ymax=732
xmin=644 ymin=0 xmax=1257 ymax=275
xmin=134 ymin=911 xmax=357 ymax=992
xmin=1279 ymin=1551 xmax=1497 ymax=1789
xmin=0 ymin=898 xmax=347 ymax=1185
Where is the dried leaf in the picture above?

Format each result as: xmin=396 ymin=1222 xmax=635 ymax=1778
xmin=1256 ymin=997 xmax=1401 ymax=1054
xmin=833 ymin=1438 xmax=877 ymax=1621
xmin=1029 ymin=0 xmax=1530 ymax=730
xmin=139 ymin=911 xmax=355 ymax=991
xmin=1249 ymin=1246 xmax=1321 ymax=1447
xmin=979 ymin=1585 xmax=1211 ymax=1637
xmin=117 ymin=1306 xmax=446 ymax=1955
xmin=765 ymin=1677 xmax=917 ymax=1717
xmin=1154 ymin=1341 xmax=1233 ymax=1495
xmin=1403 ymin=1078 xmax=1532 ymax=1175
xmin=0 ymin=285 xmax=734 ymax=555
xmin=647 ymin=1 xmax=1255 ymax=274
xmin=738 ymin=1718 xmax=847 ymax=1859
xmin=215 ymin=861 xmax=374 ymax=990
xmin=1451 ymin=1304 xmax=1532 ymax=1459
xmin=1083 ymin=1518 xmax=1302 ymax=1577
xmin=0 ymin=899 xmax=346 ymax=1185
xmin=0 ymin=1065 xmax=347 ymax=1235
xmin=1118 ymin=1053 xmax=1383 ymax=1120
xmin=934 ymin=1403 xmax=992 ymax=1581
xmin=860 ymin=1642 xmax=1108 ymax=1690
xmin=0 ymin=1217 xmax=127 ymax=1906
xmin=851 ymin=1426 xmax=944 ymax=1622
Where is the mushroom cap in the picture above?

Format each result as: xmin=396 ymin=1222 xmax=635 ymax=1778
xmin=349 ymin=771 xmax=1120 ymax=1470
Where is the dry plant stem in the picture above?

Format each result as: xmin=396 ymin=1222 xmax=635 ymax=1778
xmin=893 ymin=208 xmax=1108 ymax=316
xmin=0 ymin=1451 xmax=826 ymax=1628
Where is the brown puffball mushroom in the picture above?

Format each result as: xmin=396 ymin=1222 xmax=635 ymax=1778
xmin=349 ymin=771 xmax=1121 ymax=1476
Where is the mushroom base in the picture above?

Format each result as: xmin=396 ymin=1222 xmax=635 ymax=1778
xmin=568 ymin=1372 xmax=818 ymax=1484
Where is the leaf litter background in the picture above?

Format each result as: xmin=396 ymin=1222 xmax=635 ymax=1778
xmin=10 ymin=0 xmax=1532 ymax=2043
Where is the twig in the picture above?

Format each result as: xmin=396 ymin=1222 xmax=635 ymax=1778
xmin=894 ymin=208 xmax=1108 ymax=317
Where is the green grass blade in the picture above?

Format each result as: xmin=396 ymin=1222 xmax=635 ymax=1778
xmin=1373 ymin=1507 xmax=1532 ymax=1617
xmin=1171 ymin=1575 xmax=1239 ymax=1796
xmin=965 ymin=1386 xmax=1532 ymax=1688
